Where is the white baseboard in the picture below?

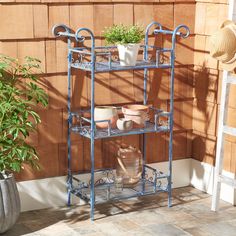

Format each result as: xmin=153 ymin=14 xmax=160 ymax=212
xmin=17 ymin=159 xmax=191 ymax=212
xmin=17 ymin=158 xmax=236 ymax=212
xmin=190 ymin=159 xmax=236 ymax=205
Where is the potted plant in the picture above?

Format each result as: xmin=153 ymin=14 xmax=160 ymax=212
xmin=103 ymin=24 xmax=144 ymax=66
xmin=0 ymin=55 xmax=48 ymax=233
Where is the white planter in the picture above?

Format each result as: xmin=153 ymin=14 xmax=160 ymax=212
xmin=117 ymin=43 xmax=140 ymax=66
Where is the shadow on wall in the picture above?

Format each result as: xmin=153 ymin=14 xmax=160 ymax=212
xmin=16 ymin=25 xmax=195 ymax=181
xmin=191 ymin=63 xmax=219 ymax=189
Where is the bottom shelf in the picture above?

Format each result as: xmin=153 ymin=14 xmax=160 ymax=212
xmin=69 ymin=165 xmax=169 ymax=205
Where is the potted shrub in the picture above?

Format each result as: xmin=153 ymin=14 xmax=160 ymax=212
xmin=0 ymin=55 xmax=48 ymax=233
xmin=103 ymin=24 xmax=144 ymax=66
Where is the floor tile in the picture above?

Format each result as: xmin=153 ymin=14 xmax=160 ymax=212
xmin=3 ymin=223 xmax=32 ymax=236
xmin=200 ymin=222 xmax=236 ymax=236
xmin=4 ymin=187 xmax=236 ymax=236
xmin=184 ymin=227 xmax=213 ymax=236
xmin=144 ymin=223 xmax=191 ymax=236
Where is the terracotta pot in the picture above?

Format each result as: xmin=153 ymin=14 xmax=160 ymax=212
xmin=117 ymin=43 xmax=140 ymax=66
xmin=122 ymin=104 xmax=149 ymax=127
xmin=123 ymin=113 xmax=149 ymax=128
xmin=122 ymin=104 xmax=149 ymax=115
xmin=94 ymin=106 xmax=118 ymax=128
xmin=116 ymin=145 xmax=143 ymax=187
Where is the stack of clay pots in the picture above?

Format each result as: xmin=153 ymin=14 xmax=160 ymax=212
xmin=93 ymin=104 xmax=149 ymax=130
xmin=122 ymin=104 xmax=149 ymax=128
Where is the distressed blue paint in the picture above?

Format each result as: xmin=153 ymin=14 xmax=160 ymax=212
xmin=52 ymin=22 xmax=190 ymax=220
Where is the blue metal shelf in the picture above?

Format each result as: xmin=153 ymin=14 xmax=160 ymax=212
xmin=69 ymin=46 xmax=172 ymax=72
xmin=71 ymin=122 xmax=169 ymax=139
xmin=70 ymin=107 xmax=170 ymax=139
xmin=52 ymin=21 xmax=190 ymax=221
xmin=71 ymin=60 xmax=171 ymax=72
xmin=69 ymin=165 xmax=169 ymax=205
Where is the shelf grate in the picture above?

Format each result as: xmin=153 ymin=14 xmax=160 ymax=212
xmin=71 ymin=60 xmax=171 ymax=72
xmin=69 ymin=165 xmax=169 ymax=205
xmin=71 ymin=122 xmax=169 ymax=139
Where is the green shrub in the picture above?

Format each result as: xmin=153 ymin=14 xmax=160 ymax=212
xmin=103 ymin=24 xmax=145 ymax=45
xmin=0 ymin=55 xmax=48 ymax=178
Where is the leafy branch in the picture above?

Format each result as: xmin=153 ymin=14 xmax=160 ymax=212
xmin=0 ymin=55 xmax=48 ymax=177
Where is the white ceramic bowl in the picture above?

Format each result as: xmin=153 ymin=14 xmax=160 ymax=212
xmin=94 ymin=106 xmax=118 ymax=128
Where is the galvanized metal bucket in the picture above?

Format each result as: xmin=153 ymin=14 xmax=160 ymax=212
xmin=0 ymin=174 xmax=20 ymax=233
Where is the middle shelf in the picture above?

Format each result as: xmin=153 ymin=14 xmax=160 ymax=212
xmin=71 ymin=122 xmax=169 ymax=139
xmin=70 ymin=107 xmax=170 ymax=139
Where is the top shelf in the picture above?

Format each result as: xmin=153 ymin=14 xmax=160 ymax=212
xmin=52 ymin=21 xmax=190 ymax=72
xmin=71 ymin=59 xmax=171 ymax=72
xmin=70 ymin=46 xmax=172 ymax=72
xmin=69 ymin=45 xmax=172 ymax=72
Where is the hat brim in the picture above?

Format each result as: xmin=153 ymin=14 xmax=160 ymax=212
xmin=220 ymin=60 xmax=236 ymax=72
xmin=220 ymin=20 xmax=236 ymax=28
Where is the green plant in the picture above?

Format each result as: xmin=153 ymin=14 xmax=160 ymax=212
xmin=0 ymin=55 xmax=48 ymax=178
xmin=103 ymin=24 xmax=145 ymax=45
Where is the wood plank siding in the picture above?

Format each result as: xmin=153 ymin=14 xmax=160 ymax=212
xmin=0 ymin=0 xmax=232 ymax=180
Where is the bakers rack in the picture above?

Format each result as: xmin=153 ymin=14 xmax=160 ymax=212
xmin=52 ymin=21 xmax=190 ymax=220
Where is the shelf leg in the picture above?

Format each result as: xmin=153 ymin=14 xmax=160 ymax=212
xmin=167 ymin=50 xmax=175 ymax=208
xmin=90 ymin=139 xmax=95 ymax=221
xmin=167 ymin=124 xmax=173 ymax=207
xmin=67 ymin=51 xmax=72 ymax=207
xmin=90 ymin=43 xmax=96 ymax=220
xmin=67 ymin=174 xmax=72 ymax=206
xmin=67 ymin=114 xmax=72 ymax=207
xmin=142 ymin=67 xmax=148 ymax=194
xmin=142 ymin=134 xmax=147 ymax=194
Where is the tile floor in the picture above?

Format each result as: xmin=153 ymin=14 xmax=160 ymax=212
xmin=4 ymin=187 xmax=236 ymax=236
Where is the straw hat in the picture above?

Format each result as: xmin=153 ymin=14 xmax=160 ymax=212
xmin=209 ymin=20 xmax=236 ymax=72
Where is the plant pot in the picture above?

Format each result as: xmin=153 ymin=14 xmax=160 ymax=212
xmin=122 ymin=104 xmax=149 ymax=115
xmin=122 ymin=104 xmax=149 ymax=127
xmin=94 ymin=106 xmax=118 ymax=128
xmin=0 ymin=174 xmax=20 ymax=234
xmin=117 ymin=43 xmax=140 ymax=66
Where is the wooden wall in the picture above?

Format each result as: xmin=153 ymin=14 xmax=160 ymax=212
xmin=0 ymin=0 xmax=198 ymax=181
xmin=192 ymin=0 xmax=236 ymax=173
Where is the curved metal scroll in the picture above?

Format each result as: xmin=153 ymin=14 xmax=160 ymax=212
xmin=75 ymin=28 xmax=95 ymax=50
xmin=171 ymin=24 xmax=190 ymax=50
xmin=52 ymin=24 xmax=71 ymax=38
xmin=144 ymin=21 xmax=162 ymax=60
xmin=52 ymin=24 xmax=86 ymax=43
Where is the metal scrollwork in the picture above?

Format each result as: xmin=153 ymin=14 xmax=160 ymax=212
xmin=76 ymin=54 xmax=84 ymax=64
xmin=89 ymin=169 xmax=115 ymax=187
xmin=171 ymin=24 xmax=190 ymax=50
xmin=156 ymin=180 xmax=162 ymax=188
xmin=52 ymin=24 xmax=71 ymax=38
xmin=174 ymin=24 xmax=190 ymax=39
xmin=144 ymin=22 xmax=163 ymax=61
xmin=75 ymin=28 xmax=95 ymax=50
